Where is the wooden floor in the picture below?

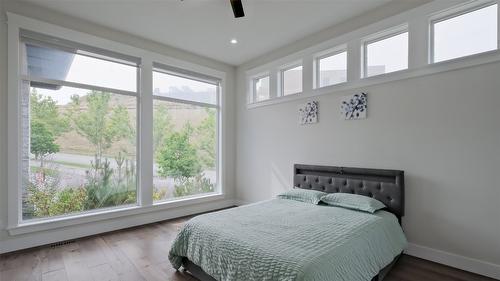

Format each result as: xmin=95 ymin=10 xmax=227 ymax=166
xmin=0 ymin=215 xmax=496 ymax=281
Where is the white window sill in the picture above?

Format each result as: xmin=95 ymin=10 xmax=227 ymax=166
xmin=247 ymin=49 xmax=500 ymax=109
xmin=7 ymin=192 xmax=225 ymax=236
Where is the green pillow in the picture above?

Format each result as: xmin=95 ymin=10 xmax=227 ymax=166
xmin=321 ymin=193 xmax=386 ymax=213
xmin=277 ymin=189 xmax=327 ymax=204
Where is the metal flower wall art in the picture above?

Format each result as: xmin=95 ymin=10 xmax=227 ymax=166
xmin=340 ymin=93 xmax=367 ymax=120
xmin=298 ymin=101 xmax=319 ymax=125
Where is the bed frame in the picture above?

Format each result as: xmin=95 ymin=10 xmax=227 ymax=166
xmin=182 ymin=164 xmax=405 ymax=281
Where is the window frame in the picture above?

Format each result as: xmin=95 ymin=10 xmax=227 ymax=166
xmin=152 ymin=63 xmax=220 ymax=107
xmin=252 ymin=73 xmax=270 ymax=102
xmin=429 ymin=1 xmax=499 ymax=64
xmin=361 ymin=25 xmax=409 ymax=78
xmin=245 ymin=1 xmax=500 ymax=109
xmin=7 ymin=13 xmax=227 ymax=234
xmin=18 ymin=31 xmax=142 ymax=223
xmin=279 ymin=62 xmax=303 ymax=97
xmin=151 ymin=64 xmax=222 ymax=204
xmin=313 ymin=47 xmax=348 ymax=89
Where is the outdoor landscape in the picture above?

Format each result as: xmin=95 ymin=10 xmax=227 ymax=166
xmin=23 ymin=87 xmax=216 ymax=220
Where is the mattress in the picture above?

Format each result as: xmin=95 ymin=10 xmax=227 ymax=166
xmin=169 ymin=198 xmax=407 ymax=281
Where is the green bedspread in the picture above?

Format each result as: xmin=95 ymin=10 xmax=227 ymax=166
xmin=169 ymin=199 xmax=407 ymax=281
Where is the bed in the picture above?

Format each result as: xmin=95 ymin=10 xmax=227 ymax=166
xmin=169 ymin=164 xmax=406 ymax=281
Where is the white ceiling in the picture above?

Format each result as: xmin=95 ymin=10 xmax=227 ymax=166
xmin=18 ymin=0 xmax=392 ymax=66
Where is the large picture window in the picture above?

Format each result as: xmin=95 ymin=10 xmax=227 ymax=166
xmin=152 ymin=66 xmax=219 ymax=202
xmin=20 ymin=33 xmax=139 ymax=220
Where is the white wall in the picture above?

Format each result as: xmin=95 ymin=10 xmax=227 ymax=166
xmin=235 ymin=2 xmax=500 ymax=279
xmin=0 ymin=1 xmax=237 ymax=252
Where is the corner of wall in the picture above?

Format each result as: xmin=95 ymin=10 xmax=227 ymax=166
xmin=0 ymin=0 xmax=8 ymax=232
xmin=0 ymin=0 xmax=239 ymax=246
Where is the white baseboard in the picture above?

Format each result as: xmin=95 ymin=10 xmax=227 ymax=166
xmin=0 ymin=199 xmax=236 ymax=254
xmin=405 ymin=243 xmax=500 ymax=280
xmin=234 ymin=199 xmax=251 ymax=206
xmin=235 ymin=198 xmax=500 ymax=280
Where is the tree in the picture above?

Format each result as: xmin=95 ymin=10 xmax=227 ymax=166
xmin=30 ymin=121 xmax=59 ymax=168
xmin=70 ymin=91 xmax=132 ymax=161
xmin=30 ymin=90 xmax=69 ymax=137
xmin=153 ymin=104 xmax=172 ymax=156
xmin=156 ymin=127 xmax=201 ymax=182
xmin=29 ymin=90 xmax=68 ymax=170
xmin=195 ymin=109 xmax=216 ymax=169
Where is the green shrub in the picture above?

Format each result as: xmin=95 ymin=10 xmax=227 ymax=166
xmin=153 ymin=187 xmax=168 ymax=201
xmin=50 ymin=188 xmax=87 ymax=215
xmin=26 ymin=170 xmax=87 ymax=217
xmin=157 ymin=129 xmax=201 ymax=181
xmin=173 ymin=174 xmax=214 ymax=197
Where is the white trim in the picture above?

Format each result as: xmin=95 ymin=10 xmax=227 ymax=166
xmin=139 ymin=58 xmax=153 ymax=207
xmin=8 ymin=193 xmax=225 ymax=236
xmin=360 ymin=23 xmax=408 ymax=45
xmin=153 ymin=63 xmax=221 ymax=86
xmin=405 ymin=243 xmax=500 ymax=280
xmin=232 ymin=200 xmax=500 ymax=280
xmin=7 ymin=14 xmax=21 ymax=230
xmin=152 ymin=94 xmax=218 ymax=108
xmin=245 ymin=0 xmax=500 ymax=108
xmin=247 ymin=48 xmax=500 ymax=109
xmin=428 ymin=0 xmax=497 ymax=23
xmin=233 ymin=198 xmax=500 ymax=279
xmin=233 ymin=199 xmax=252 ymax=206
xmin=1 ymin=198 xmax=235 ymax=254
xmin=20 ymin=75 xmax=139 ymax=97
xmin=215 ymin=81 xmax=221 ymax=195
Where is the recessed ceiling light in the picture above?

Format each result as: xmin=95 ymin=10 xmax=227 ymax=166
xmin=230 ymin=38 xmax=238 ymax=44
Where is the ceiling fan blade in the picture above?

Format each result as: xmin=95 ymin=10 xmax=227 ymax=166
xmin=230 ymin=0 xmax=245 ymax=18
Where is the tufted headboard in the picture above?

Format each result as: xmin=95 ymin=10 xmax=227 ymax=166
xmin=293 ymin=164 xmax=405 ymax=221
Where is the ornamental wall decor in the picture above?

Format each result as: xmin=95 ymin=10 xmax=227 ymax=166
xmin=340 ymin=93 xmax=367 ymax=120
xmin=298 ymin=101 xmax=319 ymax=125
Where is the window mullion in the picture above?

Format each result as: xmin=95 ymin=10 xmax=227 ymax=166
xmin=302 ymin=54 xmax=313 ymax=93
xmin=347 ymin=39 xmax=361 ymax=82
xmin=497 ymin=1 xmax=500 ymax=50
xmin=7 ymin=22 xmax=21 ymax=228
xmin=20 ymin=75 xmax=138 ymax=98
xmin=151 ymin=95 xmax=218 ymax=108
xmin=408 ymin=19 xmax=428 ymax=68
xmin=139 ymin=59 xmax=154 ymax=207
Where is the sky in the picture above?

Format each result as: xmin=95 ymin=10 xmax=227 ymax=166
xmin=434 ymin=4 xmax=497 ymax=62
xmin=32 ymin=52 xmax=216 ymax=105
xmin=367 ymin=32 xmax=408 ymax=76
xmin=320 ymin=51 xmax=347 ymax=71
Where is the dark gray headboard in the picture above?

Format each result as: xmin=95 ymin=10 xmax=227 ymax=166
xmin=293 ymin=164 xmax=405 ymax=220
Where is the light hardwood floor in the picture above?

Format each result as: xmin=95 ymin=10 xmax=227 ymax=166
xmin=0 ymin=215 xmax=496 ymax=281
